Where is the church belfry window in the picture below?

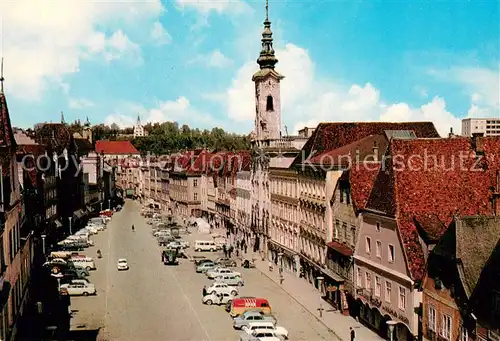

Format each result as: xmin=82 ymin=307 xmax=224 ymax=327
xmin=266 ymin=96 xmax=274 ymax=111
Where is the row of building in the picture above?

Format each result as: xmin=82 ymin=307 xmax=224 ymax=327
xmin=0 ymin=84 xmax=119 ymax=339
xmin=117 ymin=4 xmax=500 ymax=341
xmin=115 ymin=125 xmax=500 ymax=341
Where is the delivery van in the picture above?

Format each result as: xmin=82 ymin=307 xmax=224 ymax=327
xmin=226 ymin=297 xmax=272 ymax=317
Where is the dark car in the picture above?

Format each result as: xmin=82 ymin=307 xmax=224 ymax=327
xmin=194 ymin=258 xmax=212 ymax=266
xmin=215 ymin=258 xmax=237 ymax=267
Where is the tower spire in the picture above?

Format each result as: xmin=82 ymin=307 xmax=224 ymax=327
xmin=0 ymin=58 xmax=4 ymax=94
xmin=137 ymin=113 xmax=141 ymax=124
xmin=61 ymin=111 xmax=65 ymax=124
xmin=257 ymin=0 xmax=278 ymax=70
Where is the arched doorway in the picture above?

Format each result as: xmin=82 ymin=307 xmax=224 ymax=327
xmin=380 ymin=315 xmax=391 ymax=339
xmin=371 ymin=307 xmax=383 ymax=331
xmin=395 ymin=322 xmax=413 ymax=341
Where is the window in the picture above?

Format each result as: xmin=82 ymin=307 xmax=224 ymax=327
xmin=385 ymin=281 xmax=391 ymax=302
xmin=365 ymin=237 xmax=371 ymax=254
xmin=266 ymin=96 xmax=274 ymax=111
xmin=388 ymin=244 xmax=395 ymax=263
xmin=440 ymin=314 xmax=452 ymax=340
xmin=376 ymin=222 xmax=381 ymax=232
xmin=356 ymin=267 xmax=362 ymax=288
xmin=194 ymin=193 xmax=198 ymax=201
xmin=342 ymin=222 xmax=348 ymax=241
xmin=365 ymin=271 xmax=371 ymax=290
xmin=376 ymin=240 xmax=382 ymax=258
xmin=428 ymin=306 xmax=436 ymax=331
xmin=193 ymin=179 xmax=198 ymax=187
xmin=375 ymin=276 xmax=381 ymax=297
xmin=350 ymin=227 xmax=356 ymax=245
xmin=460 ymin=326 xmax=468 ymax=341
xmin=335 ymin=220 xmax=340 ymax=239
xmin=398 ymin=286 xmax=406 ymax=310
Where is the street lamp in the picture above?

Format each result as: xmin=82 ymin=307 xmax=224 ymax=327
xmin=100 ymin=201 xmax=103 ymax=212
xmin=41 ymin=234 xmax=46 ymax=255
xmin=386 ymin=320 xmax=397 ymax=341
xmin=278 ymin=252 xmax=284 ymax=273
xmin=68 ymin=217 xmax=73 ymax=235
xmin=108 ymin=199 xmax=111 ymax=209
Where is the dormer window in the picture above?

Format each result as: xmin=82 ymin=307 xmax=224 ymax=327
xmin=266 ymin=96 xmax=274 ymax=111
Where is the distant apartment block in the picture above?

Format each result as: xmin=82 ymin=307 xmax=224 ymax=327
xmin=462 ymin=117 xmax=500 ymax=136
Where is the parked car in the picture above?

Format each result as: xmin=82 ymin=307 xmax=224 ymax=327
xmin=202 ymin=292 xmax=235 ymax=305
xmin=60 ymin=282 xmax=96 ymax=296
xmin=206 ymin=282 xmax=239 ymax=296
xmin=206 ymin=267 xmax=241 ymax=279
xmin=233 ymin=311 xmax=276 ymax=329
xmin=240 ymin=329 xmax=282 ymax=341
xmin=242 ymin=322 xmax=289 ymax=339
xmin=213 ymin=274 xmax=244 ymax=286
xmin=196 ymin=261 xmax=216 ymax=273
xmin=117 ymin=259 xmax=129 ymax=270
xmin=215 ymin=257 xmax=237 ymax=267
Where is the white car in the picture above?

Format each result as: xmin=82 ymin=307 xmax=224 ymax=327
xmin=202 ymin=292 xmax=235 ymax=305
xmin=240 ymin=329 xmax=281 ymax=341
xmin=213 ymin=274 xmax=244 ymax=286
xmin=243 ymin=322 xmax=289 ymax=339
xmin=206 ymin=282 xmax=238 ymax=296
xmin=60 ymin=282 xmax=96 ymax=296
xmin=117 ymin=259 xmax=129 ymax=271
xmin=206 ymin=267 xmax=241 ymax=279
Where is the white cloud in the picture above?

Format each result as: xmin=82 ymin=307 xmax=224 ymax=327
xmin=0 ymin=0 xmax=164 ymax=100
xmin=150 ymin=22 xmax=172 ymax=45
xmin=175 ymin=0 xmax=251 ymax=15
xmin=224 ymin=43 xmax=465 ymax=137
xmin=68 ymin=98 xmax=95 ymax=109
xmin=104 ymin=96 xmax=222 ymax=129
xmin=190 ymin=50 xmax=233 ymax=68
xmin=430 ymin=66 xmax=500 ymax=119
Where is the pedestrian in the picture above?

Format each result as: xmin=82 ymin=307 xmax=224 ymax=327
xmin=219 ymin=294 xmax=223 ymax=305
xmin=236 ymin=240 xmax=240 ymax=249
xmin=223 ymin=244 xmax=227 ymax=258
xmin=350 ymin=327 xmax=355 ymax=341
xmin=279 ymin=273 xmax=284 ymax=284
xmin=244 ymin=244 xmax=248 ymax=254
xmin=236 ymin=248 xmax=239 ymax=257
xmin=202 ymin=285 xmax=207 ymax=297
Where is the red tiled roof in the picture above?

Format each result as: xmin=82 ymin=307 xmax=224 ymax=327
xmin=366 ymin=136 xmax=500 ymax=281
xmin=309 ymin=134 xmax=389 ymax=166
xmin=95 ymin=140 xmax=139 ymax=155
xmin=293 ymin=122 xmax=439 ymax=166
xmin=0 ymin=93 xmax=16 ymax=151
xmin=349 ymin=162 xmax=381 ymax=211
xmin=327 ymin=241 xmax=353 ymax=256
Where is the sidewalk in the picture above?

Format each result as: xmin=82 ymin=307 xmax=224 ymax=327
xmin=250 ymin=253 xmax=384 ymax=341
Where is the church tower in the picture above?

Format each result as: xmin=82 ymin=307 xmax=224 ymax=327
xmin=252 ymin=0 xmax=284 ymax=146
xmin=133 ymin=114 xmax=145 ymax=138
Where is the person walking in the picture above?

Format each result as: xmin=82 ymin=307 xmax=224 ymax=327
xmin=223 ymin=244 xmax=227 ymax=258
xmin=202 ymin=285 xmax=207 ymax=297
xmin=236 ymin=240 xmax=240 ymax=249
xmin=350 ymin=327 xmax=355 ymax=341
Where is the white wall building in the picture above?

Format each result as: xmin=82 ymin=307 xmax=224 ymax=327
xmin=134 ymin=114 xmax=145 ymax=138
xmin=461 ymin=117 xmax=500 ymax=136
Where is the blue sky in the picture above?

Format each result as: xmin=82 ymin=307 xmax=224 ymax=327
xmin=2 ymin=0 xmax=499 ymax=136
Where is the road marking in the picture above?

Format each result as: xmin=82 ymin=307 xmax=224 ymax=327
xmin=168 ymin=266 xmax=212 ymax=341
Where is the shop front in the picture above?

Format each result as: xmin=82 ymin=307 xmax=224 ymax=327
xmin=268 ymin=240 xmax=299 ymax=275
xmin=325 ymin=241 xmax=354 ymax=316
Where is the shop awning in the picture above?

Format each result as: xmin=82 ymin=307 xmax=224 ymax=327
xmin=54 ymin=220 xmax=63 ymax=228
xmin=327 ymin=241 xmax=353 ymax=257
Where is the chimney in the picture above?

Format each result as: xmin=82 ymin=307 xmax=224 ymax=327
xmin=448 ymin=127 xmax=454 ymax=138
xmin=373 ymin=141 xmax=379 ymax=162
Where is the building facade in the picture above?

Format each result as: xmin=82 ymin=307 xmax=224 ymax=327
xmin=461 ymin=117 xmax=500 ymax=137
xmin=133 ymin=115 xmax=145 ymax=138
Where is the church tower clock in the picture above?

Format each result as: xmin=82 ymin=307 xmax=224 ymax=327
xmin=252 ymin=0 xmax=284 ymax=146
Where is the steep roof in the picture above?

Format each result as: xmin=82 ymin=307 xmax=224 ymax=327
xmin=367 ymin=136 xmax=500 ymax=281
xmin=293 ymin=122 xmax=439 ymax=166
xmin=348 ymin=162 xmax=381 ymax=211
xmin=454 ymin=216 xmax=500 ymax=298
xmin=309 ymin=134 xmax=389 ymax=167
xmin=35 ymin=123 xmax=73 ymax=152
xmin=0 ymin=93 xmax=16 ymax=151
xmin=95 ymin=140 xmax=139 ymax=155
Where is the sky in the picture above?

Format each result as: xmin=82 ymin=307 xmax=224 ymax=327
xmin=0 ymin=0 xmax=498 ymax=137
